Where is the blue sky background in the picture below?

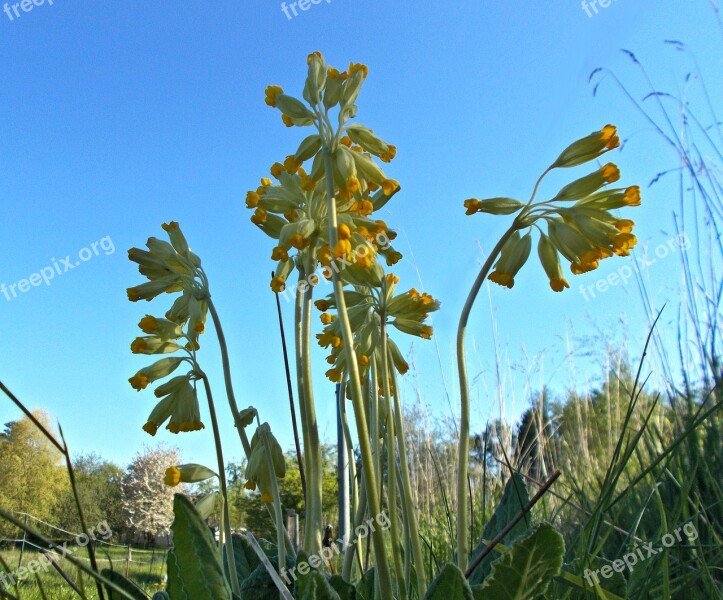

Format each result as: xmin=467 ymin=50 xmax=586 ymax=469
xmin=0 ymin=0 xmax=720 ymax=469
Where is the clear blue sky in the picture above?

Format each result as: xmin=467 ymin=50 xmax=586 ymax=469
xmin=1 ymin=0 xmax=720 ymax=469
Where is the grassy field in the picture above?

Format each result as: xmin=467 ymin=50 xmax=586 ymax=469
xmin=0 ymin=545 xmax=167 ymax=599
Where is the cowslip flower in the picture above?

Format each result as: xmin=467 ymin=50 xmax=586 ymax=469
xmin=127 ymin=222 xmax=212 ymax=434
xmin=250 ymin=53 xmax=409 ymax=293
xmin=463 ymin=126 xmax=640 ymax=292
xmin=316 ymin=274 xmax=440 ymax=385
xmin=163 ymin=463 xmax=217 ymax=487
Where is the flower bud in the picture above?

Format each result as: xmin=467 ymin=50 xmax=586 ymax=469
xmin=552 ymin=163 xmax=620 ymax=201
xmin=294 ymin=134 xmax=322 ymax=165
xmin=464 ymin=197 xmax=524 ymax=216
xmin=274 ymin=94 xmax=314 ymax=125
xmin=128 ymin=357 xmax=185 ymax=391
xmin=164 ymin=464 xmax=217 ymax=487
xmin=551 ymin=125 xmax=620 ymax=168
xmin=538 ymin=235 xmax=569 ymax=292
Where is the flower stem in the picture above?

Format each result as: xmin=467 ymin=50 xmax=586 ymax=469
xmin=387 ymin=344 xmax=427 ymax=596
xmin=456 ymin=223 xmax=519 ymax=571
xmin=200 ymin=372 xmax=240 ymax=597
xmin=207 ymin=297 xmax=252 ymax=458
xmin=322 ymin=148 xmax=393 ymax=595
xmin=301 ymin=285 xmax=323 ymax=556
xmin=380 ymin=326 xmax=407 ymax=600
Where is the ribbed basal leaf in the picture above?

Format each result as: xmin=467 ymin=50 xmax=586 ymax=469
xmin=424 ymin=564 xmax=474 ymax=600
xmin=469 ymin=472 xmax=531 ymax=585
xmin=166 ymin=494 xmax=232 ymax=600
xmin=354 ymin=569 xmax=374 ymax=600
xmin=223 ymin=534 xmax=261 ymax=587
xmin=294 ymin=551 xmax=341 ymax=600
xmin=329 ymin=575 xmax=355 ymax=600
xmin=237 ymin=555 xmax=295 ymax=600
xmin=473 ymin=523 xmax=564 ymax=600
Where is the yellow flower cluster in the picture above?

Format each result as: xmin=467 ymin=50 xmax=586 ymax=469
xmin=464 ymin=126 xmax=642 ymax=292
xmin=247 ymin=52 xmax=406 ymax=294
xmin=126 ymin=222 xmax=209 ymax=435
xmin=315 ymin=274 xmax=440 ymax=386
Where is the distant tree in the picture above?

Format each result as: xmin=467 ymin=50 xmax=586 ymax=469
xmin=54 ymin=453 xmax=125 ymax=539
xmin=121 ymin=444 xmax=180 ymax=546
xmin=0 ymin=411 xmax=66 ymax=538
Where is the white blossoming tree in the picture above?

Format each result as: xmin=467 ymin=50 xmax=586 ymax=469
xmin=121 ymin=443 xmax=181 ymax=546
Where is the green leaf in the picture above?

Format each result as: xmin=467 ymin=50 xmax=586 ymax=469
xmin=238 ymin=555 xmax=295 ymax=600
xmin=224 ymin=534 xmax=262 ymax=587
xmin=475 ymin=523 xmax=565 ymax=600
xmin=100 ymin=569 xmax=149 ymax=599
xmin=469 ymin=473 xmax=531 ymax=585
xmin=151 ymin=594 xmax=171 ymax=600
xmin=354 ymin=569 xmax=375 ymax=600
xmin=166 ymin=494 xmax=233 ymax=600
xmin=424 ymin=564 xmax=474 ymax=600
xmin=329 ymin=575 xmax=356 ymax=600
xmin=292 ymin=551 xmax=341 ymax=600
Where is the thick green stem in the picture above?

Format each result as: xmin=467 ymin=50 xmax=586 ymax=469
xmin=294 ymin=282 xmax=314 ymax=551
xmin=380 ymin=332 xmax=407 ymax=599
xmin=456 ymin=224 xmax=518 ymax=571
xmin=387 ymin=346 xmax=427 ymax=596
xmin=342 ymin=471 xmax=368 ymax=581
xmin=301 ymin=284 xmax=323 ymax=556
xmin=200 ymin=373 xmax=240 ymax=597
xmin=322 ymin=149 xmax=393 ymax=596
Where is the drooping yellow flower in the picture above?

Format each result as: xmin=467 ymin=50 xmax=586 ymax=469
xmin=382 ymin=179 xmax=400 ymax=196
xmin=338 ymin=224 xmax=352 ymax=240
xmin=270 ymin=275 xmax=286 ymax=293
xmin=325 ymin=368 xmax=343 ymax=382
xmin=612 ymin=233 xmax=637 ymax=256
xmin=488 ymin=271 xmax=515 ymax=288
xmin=164 ymin=466 xmax=181 ymax=487
xmin=250 ymin=208 xmax=268 ymax=225
xmin=270 ymin=162 xmax=285 ymax=178
xmin=271 ymin=246 xmax=289 ymax=262
xmin=284 ymin=155 xmax=300 ymax=174
xmin=333 ymin=239 xmax=352 ymax=259
xmin=245 ymin=191 xmax=260 ymax=208
xmin=615 ymin=219 xmax=635 ymax=233
xmin=265 ymin=85 xmax=283 ymax=107
xmin=315 ymin=299 xmax=331 ymax=312
xmin=130 ymin=373 xmax=150 ymax=392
